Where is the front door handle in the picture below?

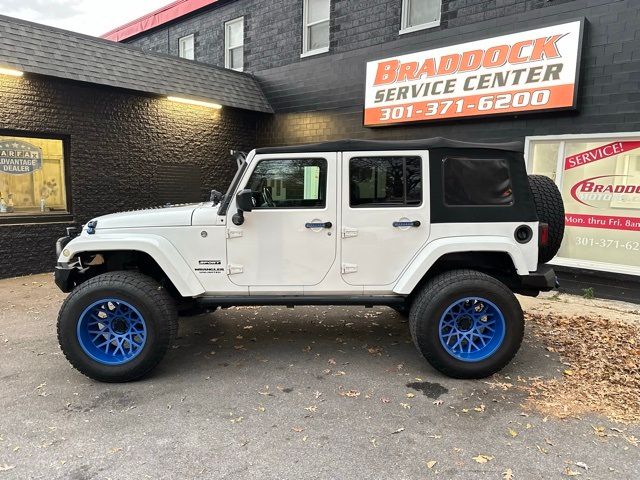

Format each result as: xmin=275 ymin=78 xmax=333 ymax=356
xmin=393 ymin=220 xmax=421 ymax=228
xmin=305 ymin=221 xmax=332 ymax=229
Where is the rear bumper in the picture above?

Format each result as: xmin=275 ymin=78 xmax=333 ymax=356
xmin=520 ymin=264 xmax=557 ymax=291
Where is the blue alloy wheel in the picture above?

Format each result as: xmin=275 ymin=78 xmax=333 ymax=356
xmin=438 ymin=297 xmax=506 ymax=362
xmin=76 ymin=298 xmax=147 ymax=365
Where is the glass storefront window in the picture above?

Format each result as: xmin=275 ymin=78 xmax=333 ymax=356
xmin=527 ymin=134 xmax=640 ymax=275
xmin=0 ymin=135 xmax=68 ymax=218
xmin=530 ymin=141 xmax=560 ymax=181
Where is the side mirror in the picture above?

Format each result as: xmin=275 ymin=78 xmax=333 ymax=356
xmin=232 ymin=189 xmax=254 ymax=226
xmin=210 ymin=189 xmax=223 ymax=205
xmin=236 ymin=189 xmax=254 ymax=212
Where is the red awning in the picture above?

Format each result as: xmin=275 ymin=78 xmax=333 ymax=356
xmin=101 ymin=0 xmax=218 ymax=42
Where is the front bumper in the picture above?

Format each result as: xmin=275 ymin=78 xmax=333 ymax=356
xmin=520 ymin=264 xmax=557 ymax=291
xmin=54 ymin=263 xmax=76 ymax=293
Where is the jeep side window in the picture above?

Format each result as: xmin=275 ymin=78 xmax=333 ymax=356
xmin=350 ymin=156 xmax=422 ymax=207
xmin=443 ymin=157 xmax=514 ymax=206
xmin=246 ymin=158 xmax=327 ymax=209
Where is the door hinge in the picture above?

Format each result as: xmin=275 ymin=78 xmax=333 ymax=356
xmin=227 ymin=264 xmax=244 ymax=275
xmin=226 ymin=228 xmax=243 ymax=239
xmin=341 ymin=263 xmax=358 ymax=274
xmin=342 ymin=227 xmax=358 ymax=238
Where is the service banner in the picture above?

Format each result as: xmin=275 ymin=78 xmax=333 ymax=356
xmin=557 ymin=139 xmax=640 ymax=270
xmin=364 ymin=20 xmax=583 ymax=126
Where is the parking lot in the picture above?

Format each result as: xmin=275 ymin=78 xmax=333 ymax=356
xmin=1 ymin=273 xmax=638 ymax=479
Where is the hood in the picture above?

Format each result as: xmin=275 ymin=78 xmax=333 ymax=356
xmin=91 ymin=204 xmax=199 ymax=230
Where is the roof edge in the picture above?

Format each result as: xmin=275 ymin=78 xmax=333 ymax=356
xmin=102 ymin=0 xmax=219 ymax=42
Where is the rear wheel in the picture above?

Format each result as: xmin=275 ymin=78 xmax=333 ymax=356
xmin=57 ymin=271 xmax=178 ymax=382
xmin=410 ymin=270 xmax=524 ymax=379
xmin=528 ymin=174 xmax=565 ymax=263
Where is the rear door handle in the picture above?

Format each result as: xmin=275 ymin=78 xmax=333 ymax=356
xmin=393 ymin=220 xmax=421 ymax=228
xmin=305 ymin=222 xmax=332 ymax=229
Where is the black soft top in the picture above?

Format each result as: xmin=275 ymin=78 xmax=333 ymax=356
xmin=255 ymin=137 xmax=524 ymax=154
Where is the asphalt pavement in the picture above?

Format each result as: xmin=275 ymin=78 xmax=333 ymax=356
xmin=0 ymin=274 xmax=638 ymax=479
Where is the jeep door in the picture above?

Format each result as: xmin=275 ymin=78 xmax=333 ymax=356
xmin=341 ymin=151 xmax=430 ymax=287
xmin=226 ymin=153 xmax=337 ymax=289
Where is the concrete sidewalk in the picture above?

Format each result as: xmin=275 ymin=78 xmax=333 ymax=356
xmin=1 ymin=274 xmax=638 ymax=479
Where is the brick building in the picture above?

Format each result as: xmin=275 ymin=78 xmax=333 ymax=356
xmin=109 ymin=0 xmax=640 ymax=300
xmin=0 ymin=0 xmax=639 ymax=299
xmin=0 ymin=15 xmax=270 ymax=278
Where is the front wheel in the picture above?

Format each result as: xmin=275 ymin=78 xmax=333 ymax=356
xmin=409 ymin=270 xmax=524 ymax=379
xmin=57 ymin=271 xmax=178 ymax=382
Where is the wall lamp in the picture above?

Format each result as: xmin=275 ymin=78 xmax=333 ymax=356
xmin=0 ymin=67 xmax=24 ymax=77
xmin=167 ymin=96 xmax=222 ymax=109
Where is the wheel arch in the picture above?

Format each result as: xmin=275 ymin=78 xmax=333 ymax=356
xmin=393 ymin=238 xmax=529 ymax=296
xmin=59 ymin=235 xmax=204 ymax=297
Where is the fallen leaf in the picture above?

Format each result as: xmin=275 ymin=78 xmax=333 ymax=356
xmin=563 ymin=467 xmax=581 ymax=476
xmin=508 ymin=428 xmax=518 ymax=438
xmin=328 ymin=358 xmax=336 ymax=365
xmin=472 ymin=454 xmax=494 ymax=464
xmin=381 ymin=397 xmax=391 ymax=404
xmin=406 ymin=392 xmax=415 ymax=398
xmin=292 ymin=426 xmax=304 ymax=433
xmin=367 ymin=346 xmax=383 ymax=355
xmin=575 ymin=462 xmax=589 ymax=470
xmin=433 ymin=400 xmax=443 ymax=406
xmin=256 ymin=405 xmax=265 ymax=412
xmin=305 ymin=405 xmax=318 ymax=412
xmin=474 ymin=404 xmax=486 ymax=412
xmin=109 ymin=447 xmax=123 ymax=454
xmin=426 ymin=460 xmax=437 ymax=469
xmin=502 ymin=468 xmax=514 ymax=480
xmin=340 ymin=390 xmax=360 ymax=398
xmin=400 ymin=403 xmax=411 ymax=409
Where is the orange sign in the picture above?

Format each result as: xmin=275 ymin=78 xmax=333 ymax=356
xmin=364 ymin=21 xmax=583 ymax=126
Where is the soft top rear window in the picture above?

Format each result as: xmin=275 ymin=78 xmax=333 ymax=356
xmin=443 ymin=157 xmax=514 ymax=206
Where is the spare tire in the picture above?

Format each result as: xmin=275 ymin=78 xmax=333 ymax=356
xmin=528 ymin=175 xmax=565 ymax=263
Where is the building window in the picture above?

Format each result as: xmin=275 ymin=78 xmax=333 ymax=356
xmin=526 ymin=133 xmax=640 ymax=276
xmin=443 ymin=158 xmax=514 ymax=206
xmin=302 ymin=0 xmax=330 ymax=57
xmin=401 ymin=0 xmax=441 ymax=34
xmin=225 ymin=17 xmax=244 ymax=71
xmin=349 ymin=157 xmax=422 ymax=207
xmin=246 ymin=158 xmax=327 ymax=209
xmin=0 ymin=135 xmax=69 ymax=220
xmin=179 ymin=34 xmax=195 ymax=60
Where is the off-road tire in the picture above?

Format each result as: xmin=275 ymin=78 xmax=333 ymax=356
xmin=409 ymin=269 xmax=524 ymax=379
xmin=528 ymin=174 xmax=565 ymax=263
xmin=57 ymin=271 xmax=178 ymax=382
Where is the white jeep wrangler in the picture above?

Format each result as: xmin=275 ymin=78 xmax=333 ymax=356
xmin=54 ymin=138 xmax=564 ymax=383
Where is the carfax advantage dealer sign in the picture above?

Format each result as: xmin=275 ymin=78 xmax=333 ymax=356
xmin=364 ymin=20 xmax=583 ymax=126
